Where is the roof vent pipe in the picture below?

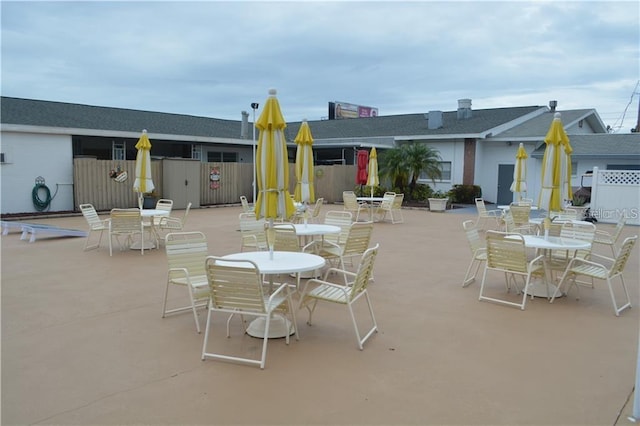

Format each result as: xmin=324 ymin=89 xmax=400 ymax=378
xmin=241 ymin=111 xmax=249 ymax=139
xmin=549 ymin=100 xmax=557 ymax=112
xmin=457 ymin=98 xmax=472 ymax=119
xmin=427 ymin=111 xmax=443 ymax=129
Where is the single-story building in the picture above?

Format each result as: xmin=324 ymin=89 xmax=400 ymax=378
xmin=1 ymin=96 xmax=638 ymax=214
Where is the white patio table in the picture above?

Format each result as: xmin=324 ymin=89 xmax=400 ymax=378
xmin=130 ymin=209 xmax=170 ymax=250
xmin=507 ymin=234 xmax=591 ymax=298
xmin=275 ymin=223 xmax=341 ymax=278
xmin=357 ymin=196 xmax=384 ymax=221
xmin=219 ymin=251 xmax=325 ymax=338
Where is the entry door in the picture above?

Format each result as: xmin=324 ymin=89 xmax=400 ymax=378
xmin=497 ymin=164 xmax=514 ymax=205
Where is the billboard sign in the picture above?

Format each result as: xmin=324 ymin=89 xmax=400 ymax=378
xmin=329 ymin=101 xmax=378 ymax=119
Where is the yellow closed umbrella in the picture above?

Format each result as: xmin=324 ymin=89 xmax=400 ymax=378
xmin=510 ymin=143 xmax=528 ymax=200
xmin=366 ymin=147 xmax=379 ymax=198
xmin=255 ymin=89 xmax=296 ymax=222
xmin=133 ymin=129 xmax=155 ymax=209
xmin=294 ymin=119 xmax=315 ymax=204
xmin=538 ymin=113 xmax=573 ymax=213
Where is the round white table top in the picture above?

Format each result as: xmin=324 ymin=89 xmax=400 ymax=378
xmin=276 ymin=223 xmax=341 ymax=236
xmin=498 ymin=205 xmax=539 ymax=211
xmin=140 ymin=209 xmax=170 ymax=217
xmin=357 ymin=197 xmax=384 ymax=202
xmin=529 ymin=218 xmax=591 ymax=226
xmin=220 ymin=251 xmax=326 ymax=274
xmin=508 ymin=234 xmax=591 ymax=250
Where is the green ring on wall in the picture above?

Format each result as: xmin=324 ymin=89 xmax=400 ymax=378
xmin=315 ymin=168 xmax=324 ymax=178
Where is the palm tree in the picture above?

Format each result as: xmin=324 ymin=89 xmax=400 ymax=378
xmin=379 ymin=142 xmax=442 ymax=200
xmin=378 ymin=147 xmax=408 ymax=189
xmin=404 ymin=143 xmax=442 ymax=194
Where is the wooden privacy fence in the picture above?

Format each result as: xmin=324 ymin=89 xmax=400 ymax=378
xmin=73 ymin=157 xmax=358 ymax=211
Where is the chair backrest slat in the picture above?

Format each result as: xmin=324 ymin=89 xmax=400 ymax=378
xmin=80 ymin=204 xmax=104 ymax=229
xmin=610 ymin=236 xmax=637 ymax=277
xmin=206 ymin=257 xmax=266 ymax=313
xmin=349 ymin=244 xmax=379 ymax=297
xmin=485 ymin=231 xmax=528 ymax=273
xmin=166 ymin=232 xmax=208 ymax=278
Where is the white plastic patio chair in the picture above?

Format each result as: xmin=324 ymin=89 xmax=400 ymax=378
xmin=201 ymin=256 xmax=298 ymax=369
xmin=479 ymin=231 xmax=546 ymax=310
xmin=108 ymin=208 xmax=144 ymax=256
xmin=593 ymin=215 xmax=627 ymax=256
xmin=240 ymin=195 xmax=254 ymax=213
xmin=474 ymin=198 xmax=501 ymax=230
xmin=163 ymin=231 xmax=209 ymax=333
xmin=239 ymin=212 xmax=267 ymax=251
xmin=298 ymin=244 xmax=379 ymax=350
xmin=342 ymin=191 xmax=365 ymax=222
xmin=80 ymin=203 xmax=109 ymax=251
xmin=304 ymin=221 xmax=373 ymax=281
xmin=157 ymin=202 xmax=192 ymax=241
xmin=462 ymin=220 xmax=486 ymax=287
xmin=550 ymin=236 xmax=637 ymax=316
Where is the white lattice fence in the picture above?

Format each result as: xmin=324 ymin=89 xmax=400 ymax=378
xmin=590 ymin=167 xmax=640 ymax=225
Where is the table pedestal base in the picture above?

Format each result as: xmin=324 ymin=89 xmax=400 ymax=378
xmin=130 ymin=239 xmax=156 ymax=250
xmin=246 ymin=316 xmax=295 ymax=339
xmin=525 ymin=280 xmax=563 ymax=298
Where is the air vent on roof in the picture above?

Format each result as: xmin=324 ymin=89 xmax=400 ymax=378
xmin=549 ymin=100 xmax=558 ymax=112
xmin=427 ymin=111 xmax=443 ymax=129
xmin=457 ymin=99 xmax=472 ymax=119
xmin=241 ymin=111 xmax=249 ymax=139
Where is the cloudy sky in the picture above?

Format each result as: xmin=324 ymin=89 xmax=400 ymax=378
xmin=2 ymin=1 xmax=639 ymax=132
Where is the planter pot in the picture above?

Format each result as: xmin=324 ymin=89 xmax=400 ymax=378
xmin=428 ymin=198 xmax=448 ymax=212
xmin=570 ymin=205 xmax=589 ymax=220
xmin=143 ymin=196 xmax=157 ymax=209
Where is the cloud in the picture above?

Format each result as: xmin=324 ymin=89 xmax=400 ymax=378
xmin=1 ymin=1 xmax=638 ymax=132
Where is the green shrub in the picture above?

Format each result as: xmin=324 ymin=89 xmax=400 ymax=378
xmin=449 ymin=184 xmax=481 ymax=204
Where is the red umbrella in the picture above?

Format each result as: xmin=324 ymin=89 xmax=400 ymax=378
xmin=356 ymin=150 xmax=369 ymax=185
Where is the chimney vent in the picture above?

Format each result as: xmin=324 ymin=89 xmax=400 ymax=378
xmin=549 ymin=100 xmax=557 ymax=112
xmin=427 ymin=111 xmax=443 ymax=129
xmin=457 ymin=98 xmax=472 ymax=119
xmin=241 ymin=111 xmax=249 ymax=139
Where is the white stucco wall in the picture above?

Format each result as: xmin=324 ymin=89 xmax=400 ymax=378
xmin=1 ymin=131 xmax=74 ymax=214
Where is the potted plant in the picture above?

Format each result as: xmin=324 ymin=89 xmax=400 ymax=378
xmin=570 ymin=195 xmax=589 ymax=220
xmin=428 ymin=191 xmax=449 ymax=212
xmin=143 ymin=191 xmax=159 ymax=209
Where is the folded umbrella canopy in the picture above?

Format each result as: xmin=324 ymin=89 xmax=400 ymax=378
xmin=356 ymin=150 xmax=369 ymax=186
xmin=294 ymin=119 xmax=315 ymax=204
xmin=538 ymin=113 xmax=573 ymax=213
xmin=254 ymin=89 xmax=295 ymax=222
xmin=133 ymin=129 xmax=154 ymax=209
xmin=510 ymin=143 xmax=528 ymax=201
xmin=366 ymin=147 xmax=379 ymax=198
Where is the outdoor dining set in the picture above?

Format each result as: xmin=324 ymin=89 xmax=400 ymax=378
xmin=464 ymin=197 xmax=636 ymax=317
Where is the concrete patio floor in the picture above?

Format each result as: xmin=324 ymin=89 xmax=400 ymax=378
xmin=2 ymin=204 xmax=639 ymax=425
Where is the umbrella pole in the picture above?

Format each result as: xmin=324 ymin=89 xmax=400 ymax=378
xmin=266 ymin=218 xmax=275 ymax=261
xmin=138 ymin=192 xmax=144 ymax=210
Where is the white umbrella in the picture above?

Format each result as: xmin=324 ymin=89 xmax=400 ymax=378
xmin=133 ymin=129 xmax=154 ymax=209
xmin=510 ymin=143 xmax=528 ymax=201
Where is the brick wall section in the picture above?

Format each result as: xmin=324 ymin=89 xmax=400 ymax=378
xmin=463 ymin=138 xmax=476 ymax=185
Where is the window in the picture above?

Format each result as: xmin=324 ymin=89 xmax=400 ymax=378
xmin=191 ymin=144 xmax=202 ymax=160
xmin=571 ymin=161 xmax=578 ymax=176
xmin=419 ymin=161 xmax=451 ymax=181
xmin=207 ymin=151 xmax=238 ymax=162
xmin=112 ymin=141 xmax=125 ymax=160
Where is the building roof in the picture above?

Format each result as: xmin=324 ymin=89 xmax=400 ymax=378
xmin=493 ymin=109 xmax=608 ymax=139
xmin=2 ymin=96 xmax=633 ymax=160
xmin=0 ymin=96 xmax=244 ymax=140
xmin=285 ymin=106 xmax=546 ymax=142
xmin=531 ymin=133 xmax=640 ymax=159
